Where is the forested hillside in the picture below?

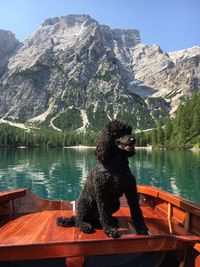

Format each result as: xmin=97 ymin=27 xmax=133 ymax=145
xmin=0 ymin=125 xmax=98 ymax=147
xmin=136 ymin=93 xmax=200 ymax=149
xmin=0 ymin=92 xmax=199 ymax=149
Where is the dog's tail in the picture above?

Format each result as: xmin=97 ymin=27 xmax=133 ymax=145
xmin=56 ymin=216 xmax=76 ymax=227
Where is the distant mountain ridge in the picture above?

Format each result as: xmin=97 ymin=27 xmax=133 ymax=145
xmin=0 ymin=14 xmax=199 ymax=132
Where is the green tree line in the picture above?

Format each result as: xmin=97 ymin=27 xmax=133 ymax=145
xmin=0 ymin=125 xmax=99 ymax=147
xmin=136 ymin=92 xmax=200 ymax=149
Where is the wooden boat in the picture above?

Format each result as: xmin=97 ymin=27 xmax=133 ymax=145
xmin=0 ymin=185 xmax=200 ymax=267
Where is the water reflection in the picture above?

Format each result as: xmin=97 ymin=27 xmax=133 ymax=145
xmin=0 ymin=148 xmax=96 ymax=201
xmin=0 ymin=148 xmax=199 ymax=203
xmin=130 ymin=149 xmax=200 ymax=203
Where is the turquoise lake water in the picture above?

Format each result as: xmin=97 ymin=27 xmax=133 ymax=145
xmin=0 ymin=148 xmax=199 ymax=204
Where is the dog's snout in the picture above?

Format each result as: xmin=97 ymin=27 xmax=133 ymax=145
xmin=125 ymin=135 xmax=136 ymax=144
xmin=116 ymin=135 xmax=136 ymax=145
xmin=130 ymin=137 xmax=136 ymax=144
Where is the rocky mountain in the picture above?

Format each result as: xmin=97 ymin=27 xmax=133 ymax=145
xmin=0 ymin=15 xmax=199 ymax=132
xmin=0 ymin=30 xmax=20 ymax=78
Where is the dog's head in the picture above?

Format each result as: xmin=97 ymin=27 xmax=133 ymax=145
xmin=115 ymin=134 xmax=136 ymax=154
xmin=95 ymin=120 xmax=136 ymax=164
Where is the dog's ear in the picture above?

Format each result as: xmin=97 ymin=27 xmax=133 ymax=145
xmin=95 ymin=129 xmax=115 ymax=164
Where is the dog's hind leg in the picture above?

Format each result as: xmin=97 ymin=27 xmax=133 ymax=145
xmin=110 ymin=216 xmax=119 ymax=228
xmin=76 ymin=196 xmax=97 ymax=233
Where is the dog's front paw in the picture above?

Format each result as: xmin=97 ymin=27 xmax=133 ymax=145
xmin=104 ymin=227 xmax=121 ymax=239
xmin=80 ymin=222 xmax=95 ymax=234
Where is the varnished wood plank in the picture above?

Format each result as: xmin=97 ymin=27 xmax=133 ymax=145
xmin=73 ymin=206 xmax=168 ymax=241
xmin=137 ymin=185 xmax=159 ymax=198
xmin=1 ymin=207 xmax=198 ymax=248
xmin=195 ymin=255 xmax=200 ymax=267
xmin=0 ymin=189 xmax=26 ymax=202
xmin=138 ymin=185 xmax=200 ymax=217
xmin=0 ymin=224 xmax=198 ymax=261
xmin=0 ymin=187 xmax=200 ymax=263
xmin=0 ymin=211 xmax=75 ymax=246
xmin=13 ymin=190 xmax=73 ymax=214
xmin=194 ymin=243 xmax=200 ymax=253
xmin=0 ymin=236 xmax=190 ymax=261
xmin=66 ymin=256 xmax=84 ymax=267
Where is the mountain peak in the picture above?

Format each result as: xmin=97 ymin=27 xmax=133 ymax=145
xmin=0 ymin=15 xmax=199 ymax=132
xmin=41 ymin=14 xmax=95 ymax=27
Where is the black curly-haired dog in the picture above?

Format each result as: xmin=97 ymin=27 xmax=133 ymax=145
xmin=57 ymin=120 xmax=148 ymax=238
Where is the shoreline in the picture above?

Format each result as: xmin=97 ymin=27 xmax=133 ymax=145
xmin=64 ymin=145 xmax=96 ymax=149
xmin=64 ymin=145 xmax=200 ymax=152
xmin=0 ymin=145 xmax=199 ymax=151
xmin=135 ymin=146 xmax=153 ymax=150
xmin=65 ymin=145 xmax=153 ymax=150
xmin=190 ymin=147 xmax=200 ymax=152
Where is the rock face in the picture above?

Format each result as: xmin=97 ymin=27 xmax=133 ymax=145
xmin=131 ymin=44 xmax=200 ymax=115
xmin=0 ymin=30 xmax=20 ymax=78
xmin=0 ymin=15 xmax=199 ymax=131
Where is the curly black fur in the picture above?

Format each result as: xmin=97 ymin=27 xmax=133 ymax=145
xmin=56 ymin=120 xmax=148 ymax=238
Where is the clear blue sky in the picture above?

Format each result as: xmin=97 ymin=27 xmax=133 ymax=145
xmin=0 ymin=0 xmax=199 ymax=52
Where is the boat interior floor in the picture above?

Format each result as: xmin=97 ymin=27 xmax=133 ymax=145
xmin=0 ymin=207 xmax=199 ymax=259
xmin=0 ymin=207 xmax=193 ymax=242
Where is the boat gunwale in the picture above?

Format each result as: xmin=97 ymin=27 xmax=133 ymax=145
xmin=137 ymin=185 xmax=200 ymax=217
xmin=0 ymin=232 xmax=199 ymax=248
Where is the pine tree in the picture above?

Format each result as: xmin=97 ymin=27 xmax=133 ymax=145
xmin=157 ymin=122 xmax=165 ymax=145
xmin=191 ymin=104 xmax=200 ymax=135
xmin=164 ymin=118 xmax=173 ymax=143
xmin=151 ymin=128 xmax=158 ymax=146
